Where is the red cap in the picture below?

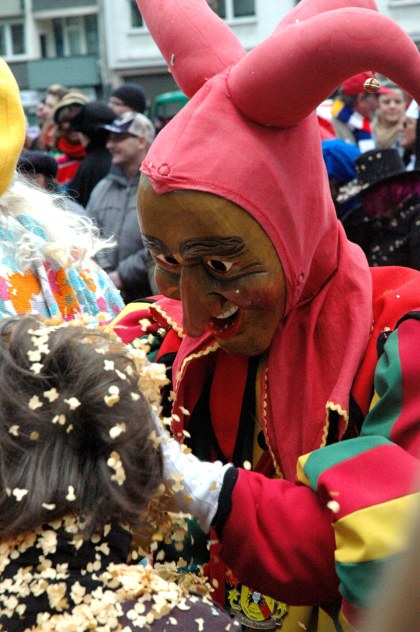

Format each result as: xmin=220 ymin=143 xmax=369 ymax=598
xmin=341 ymin=72 xmax=374 ymax=96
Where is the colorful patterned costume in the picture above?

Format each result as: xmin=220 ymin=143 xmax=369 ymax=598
xmin=0 ymin=213 xmax=123 ymax=324
xmin=113 ymin=266 xmax=420 ymax=631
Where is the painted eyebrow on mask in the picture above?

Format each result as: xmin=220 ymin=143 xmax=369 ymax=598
xmin=180 ymin=237 xmax=245 ymax=260
xmin=142 ymin=235 xmax=246 ymax=260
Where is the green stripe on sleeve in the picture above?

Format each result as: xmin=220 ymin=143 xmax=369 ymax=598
xmin=302 ymin=436 xmax=391 ymax=490
xmin=361 ymin=330 xmax=403 ymax=440
xmin=336 ymin=555 xmax=399 ymax=609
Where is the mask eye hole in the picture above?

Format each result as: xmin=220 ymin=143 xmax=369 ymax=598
xmin=155 ymin=253 xmax=179 ymax=267
xmin=205 ymin=259 xmax=233 ymax=274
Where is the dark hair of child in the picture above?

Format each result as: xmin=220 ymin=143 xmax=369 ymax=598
xmin=0 ymin=315 xmax=162 ymax=540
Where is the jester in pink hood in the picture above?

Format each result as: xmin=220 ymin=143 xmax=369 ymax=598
xmin=112 ymin=0 xmax=420 ymax=630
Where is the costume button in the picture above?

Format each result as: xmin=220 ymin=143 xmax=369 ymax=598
xmin=158 ymin=164 xmax=171 ymax=176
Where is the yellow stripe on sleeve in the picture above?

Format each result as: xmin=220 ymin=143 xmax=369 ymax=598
xmin=334 ymin=492 xmax=420 ymax=564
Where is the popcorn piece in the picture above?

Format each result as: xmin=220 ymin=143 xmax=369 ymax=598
xmin=44 ymin=388 xmax=59 ymax=402
xmin=109 ymin=423 xmax=126 ymax=439
xmin=64 ymin=397 xmax=81 ymax=410
xmin=13 ymin=488 xmax=29 ymax=502
xmin=327 ymin=500 xmax=341 ymax=514
xmin=30 ymin=363 xmax=44 ymax=374
xmin=52 ymin=414 xmax=66 ymax=425
xmin=29 ymin=395 xmax=43 ymax=410
xmin=105 ymin=385 xmax=120 ymax=407
xmin=66 ymin=486 xmax=76 ymax=502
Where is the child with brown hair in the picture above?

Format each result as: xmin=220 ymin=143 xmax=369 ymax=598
xmin=0 ymin=315 xmax=239 ymax=631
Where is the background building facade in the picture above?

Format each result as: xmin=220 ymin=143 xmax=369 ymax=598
xmin=1 ymin=0 xmax=419 ymax=118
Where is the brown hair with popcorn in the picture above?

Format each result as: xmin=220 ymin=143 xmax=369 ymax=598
xmin=0 ymin=315 xmax=163 ymax=539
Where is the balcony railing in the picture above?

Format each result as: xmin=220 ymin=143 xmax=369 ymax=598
xmin=0 ymin=0 xmax=24 ymax=17
xmin=26 ymin=54 xmax=99 ymax=90
xmin=32 ymin=0 xmax=97 ymax=11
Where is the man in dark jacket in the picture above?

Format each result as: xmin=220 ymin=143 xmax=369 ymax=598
xmin=86 ymin=111 xmax=156 ymax=303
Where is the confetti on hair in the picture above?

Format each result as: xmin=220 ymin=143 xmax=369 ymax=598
xmin=42 ymin=503 xmax=56 ymax=511
xmin=66 ymin=424 xmax=73 ymax=434
xmin=66 ymin=486 xmax=76 ymax=502
xmin=27 ymin=349 xmax=42 ymax=362
xmin=9 ymin=425 xmax=19 ymax=436
xmin=107 ymin=451 xmax=126 ymax=486
xmin=30 ymin=431 xmax=40 ymax=441
xmin=104 ymin=360 xmax=115 ymax=371
xmin=52 ymin=414 xmax=66 ymax=425
xmin=109 ymin=423 xmax=126 ymax=439
xmin=131 ymin=392 xmax=140 ymax=401
xmin=64 ymin=397 xmax=81 ymax=410
xmin=30 ymin=362 xmax=44 ymax=374
xmin=44 ymin=388 xmax=59 ymax=402
xmin=12 ymin=488 xmax=29 ymax=502
xmin=29 ymin=395 xmax=43 ymax=410
xmin=104 ymin=385 xmax=120 ymax=407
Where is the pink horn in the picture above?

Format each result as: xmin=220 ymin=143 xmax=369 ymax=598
xmin=228 ymin=7 xmax=420 ymax=128
xmin=275 ymin=0 xmax=378 ymax=31
xmin=136 ymin=0 xmax=245 ymax=98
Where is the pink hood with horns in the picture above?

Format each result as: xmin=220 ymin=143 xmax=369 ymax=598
xmin=137 ymin=0 xmax=420 ymax=478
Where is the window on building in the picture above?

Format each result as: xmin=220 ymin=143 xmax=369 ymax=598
xmin=52 ymin=15 xmax=98 ymax=57
xmin=85 ymin=14 xmax=99 ymax=55
xmin=130 ymin=0 xmax=144 ymax=27
xmin=232 ymin=0 xmax=255 ymax=17
xmin=0 ymin=25 xmax=6 ymax=57
xmin=0 ymin=21 xmax=26 ymax=57
xmin=208 ymin=0 xmax=255 ymax=19
xmin=11 ymin=23 xmax=25 ymax=55
xmin=40 ymin=34 xmax=47 ymax=58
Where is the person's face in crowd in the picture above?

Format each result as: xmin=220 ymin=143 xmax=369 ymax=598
xmin=43 ymin=93 xmax=61 ymax=122
xmin=56 ymin=105 xmax=84 ymax=145
xmin=108 ymin=97 xmax=133 ymax=117
xmin=377 ymin=89 xmax=406 ymax=125
xmin=399 ymin=116 xmax=417 ymax=151
xmin=36 ymin=100 xmax=48 ymax=126
xmin=355 ymin=93 xmax=378 ymax=120
xmin=107 ymin=133 xmax=144 ymax=170
xmin=138 ymin=174 xmax=286 ymax=357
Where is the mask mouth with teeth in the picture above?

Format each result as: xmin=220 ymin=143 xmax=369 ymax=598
xmin=135 ymin=0 xmax=420 ymax=477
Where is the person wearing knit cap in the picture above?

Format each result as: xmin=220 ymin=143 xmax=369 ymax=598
xmin=66 ymin=101 xmax=115 ymax=207
xmin=108 ymin=83 xmax=147 ymax=116
xmin=52 ymin=91 xmax=90 ymax=186
xmin=110 ymin=1 xmax=420 ymax=630
xmin=0 ymin=58 xmax=123 ymax=325
xmin=322 ymin=138 xmax=361 ymax=208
